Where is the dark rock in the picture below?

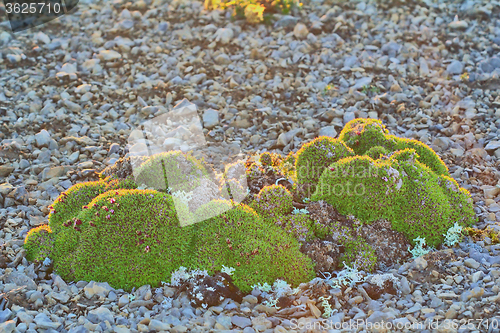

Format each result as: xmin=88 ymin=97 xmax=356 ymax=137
xmin=177 ymin=272 xmax=243 ymax=308
xmin=300 ymin=239 xmax=340 ymax=274
xmin=357 ymin=219 xmax=411 ymax=268
xmin=361 ymin=278 xmax=397 ymax=300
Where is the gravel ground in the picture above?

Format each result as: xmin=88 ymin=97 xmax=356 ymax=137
xmin=1 ymin=0 xmax=500 ymax=331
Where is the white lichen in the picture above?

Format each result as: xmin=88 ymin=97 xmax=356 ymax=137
xmin=273 ymin=279 xmax=292 ymax=298
xmin=325 ymin=262 xmax=366 ymax=288
xmin=252 ymin=282 xmax=272 ymax=292
xmin=292 ymin=207 xmax=309 ymax=215
xmin=408 ymin=236 xmax=433 ymax=258
xmin=263 ymin=297 xmax=280 ymax=309
xmin=443 ymin=222 xmax=463 ymax=247
xmin=171 ymin=190 xmax=193 ymax=206
xmin=318 ymin=296 xmax=334 ymax=318
xmin=221 ymin=265 xmax=236 ymax=276
xmin=170 ymin=266 xmax=190 ymax=286
xmin=370 ymin=273 xmax=398 ymax=288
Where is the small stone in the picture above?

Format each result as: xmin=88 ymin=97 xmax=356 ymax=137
xmin=400 ymin=276 xmax=411 ymax=295
xmin=419 ymin=57 xmax=430 ymax=76
xmin=293 ymin=23 xmax=309 ymax=39
xmin=307 ymin=302 xmax=322 ymax=318
xmin=34 ymin=313 xmax=61 ymax=329
xmin=318 ymin=126 xmax=337 ymax=138
xmin=215 ymin=28 xmax=234 ymax=44
xmin=68 ymin=151 xmax=80 ymax=164
xmin=0 ymin=320 xmax=15 ymax=333
xmin=461 ymin=287 xmax=484 ymax=301
xmin=35 ymin=130 xmax=51 ymax=148
xmin=482 ymin=186 xmax=500 ymax=199
xmin=0 ymin=309 xmax=12 ymax=323
xmin=84 ymin=281 xmax=114 ymax=298
xmin=413 ymin=257 xmax=428 ymax=270
xmin=118 ymin=294 xmax=130 ymax=307
xmin=447 ymin=60 xmax=463 ymax=74
xmin=75 ymin=84 xmax=91 ymax=94
xmin=274 ymin=15 xmax=299 ymax=28
xmin=343 ymin=111 xmax=356 ymax=124
xmin=242 ymin=295 xmax=258 ymax=304
xmin=215 ymin=54 xmax=231 ymax=65
xmin=43 ymin=166 xmax=67 ymax=180
xmin=149 ymin=319 xmax=170 ymax=331
xmin=0 ymin=183 xmax=14 ymax=196
xmin=390 ymin=83 xmax=402 ymax=92
xmin=449 ymin=19 xmax=468 ymax=30
xmin=4 ymin=271 xmax=37 ymax=290
xmin=485 ymin=141 xmax=500 ymax=151
xmin=172 ymin=325 xmax=187 ymax=333
xmin=60 ymin=63 xmax=77 ymax=74
xmin=0 ymin=166 xmax=14 ymax=177
xmin=203 ymin=109 xmax=219 ymax=129
xmin=99 ymin=50 xmax=122 ymax=61
xmin=35 ymin=32 xmax=51 ymax=44
xmin=87 ymin=306 xmax=114 ymax=324
xmin=232 ymin=316 xmax=252 ymax=328
xmin=464 ymin=258 xmax=480 ymax=269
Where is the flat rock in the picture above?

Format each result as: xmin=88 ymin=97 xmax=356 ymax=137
xmin=35 ymin=130 xmax=51 ymax=148
xmin=34 ymin=313 xmax=61 ymax=329
xmin=231 ymin=315 xmax=252 ymax=328
xmin=87 ymin=306 xmax=114 ymax=324
xmin=84 ymin=281 xmax=115 ymax=298
xmin=203 ymin=109 xmax=219 ymax=129
xmin=318 ymin=126 xmax=337 ymax=138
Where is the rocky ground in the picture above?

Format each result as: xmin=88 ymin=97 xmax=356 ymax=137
xmin=1 ymin=0 xmax=500 ymax=331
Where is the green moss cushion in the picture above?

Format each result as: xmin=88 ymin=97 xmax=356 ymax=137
xmin=312 ymin=149 xmax=476 ymax=247
xmin=190 ymin=201 xmax=315 ymax=292
xmin=295 ymin=137 xmax=355 ymax=195
xmin=133 ymin=151 xmax=208 ymax=192
xmin=337 ymin=118 xmax=449 ymax=176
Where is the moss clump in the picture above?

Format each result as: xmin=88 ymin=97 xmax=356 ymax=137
xmin=190 ymin=201 xmax=315 ymax=292
xmin=25 ymin=150 xmax=315 ymax=292
xmin=134 ymin=151 xmax=208 ymax=192
xmin=24 ymin=225 xmax=54 ymax=262
xmin=48 ymin=181 xmax=106 ymax=234
xmin=295 ymin=137 xmax=355 ymax=196
xmin=270 ymin=214 xmax=316 ymax=242
xmin=338 ymin=118 xmax=449 ymax=176
xmin=364 ymin=146 xmax=389 ymax=160
xmin=50 ymin=190 xmax=192 ymax=289
xmin=252 ymin=185 xmax=293 ymax=217
xmin=312 ymin=149 xmax=476 ymax=247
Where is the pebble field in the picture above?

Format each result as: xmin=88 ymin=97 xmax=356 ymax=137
xmin=1 ymin=0 xmax=500 ymax=332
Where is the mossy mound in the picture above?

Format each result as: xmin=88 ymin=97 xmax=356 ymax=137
xmin=25 ymin=121 xmax=477 ymax=293
xmin=26 ymin=151 xmax=315 ymax=292
xmin=252 ymin=184 xmax=293 ymax=217
xmin=312 ymin=149 xmax=476 ymax=247
xmin=364 ymin=146 xmax=389 ymax=160
xmin=190 ymin=201 xmax=315 ymax=292
xmin=295 ymin=137 xmax=355 ymax=197
xmin=337 ymin=118 xmax=449 ymax=176
xmin=24 ymin=225 xmax=54 ymax=262
xmin=133 ymin=151 xmax=209 ymax=192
